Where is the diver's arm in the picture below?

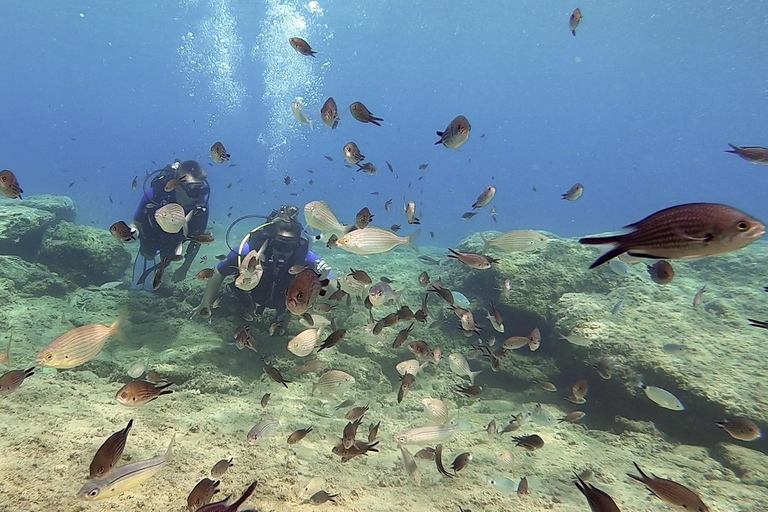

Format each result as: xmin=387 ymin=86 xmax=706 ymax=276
xmin=174 ymin=204 xmax=209 ymax=282
xmin=196 ymin=268 xmax=224 ymax=318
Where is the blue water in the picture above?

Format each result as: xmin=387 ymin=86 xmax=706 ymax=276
xmin=2 ymin=1 xmax=768 ymax=245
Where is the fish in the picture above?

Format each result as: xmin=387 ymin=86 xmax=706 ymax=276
xmin=559 ymin=411 xmax=586 ymax=423
xmin=194 ymin=481 xmax=257 ymax=512
xmin=418 ymin=163 xmax=429 ymax=170
xmin=336 ymin=226 xmax=419 ymax=255
xmin=715 ymin=417 xmax=762 ymax=441
xmin=287 ymin=329 xmax=320 ymax=357
xmin=404 ymin=201 xmax=420 ymax=224
xmin=78 ymin=435 xmax=174 ymax=500
xmin=393 ymin=324 xmax=415 ymax=349
xmin=318 ymin=329 xmax=347 ymax=352
xmin=472 ymin=186 xmax=496 ymax=209
xmin=312 ymin=370 xmax=355 ymax=396
xmin=0 ymin=367 xmax=34 ymax=395
xmin=418 ymin=271 xmax=430 ymax=287
xmin=418 ymin=255 xmax=439 ymax=265
xmin=321 ymin=97 xmax=340 ymax=129
xmin=724 ymin=143 xmax=768 ymax=164
xmin=109 ymin=221 xmax=137 ymax=242
xmin=579 ymin=203 xmax=765 ymax=269
xmin=304 ymin=200 xmax=351 ymax=238
xmin=569 ymin=8 xmax=583 ymax=36
xmin=517 ymin=476 xmax=529 ymax=497
xmin=0 ymin=170 xmax=23 ymax=199
xmin=384 ymin=199 xmax=392 ymax=212
xmin=286 ymin=268 xmax=329 ymax=317
xmin=528 ymin=327 xmax=541 ymax=351
xmin=368 ymin=421 xmax=380 ymax=442
xmin=343 ymin=142 xmax=365 ymax=165
xmin=380 ymin=276 xmax=395 ymax=283
xmin=693 ymin=285 xmax=706 ymax=309
xmin=415 ymin=447 xmax=436 ymax=460
xmin=211 ymin=458 xmax=233 ymax=478
xmin=399 ymin=445 xmax=421 ymax=486
xmin=647 ymin=260 xmax=674 ymax=284
xmin=534 ymin=380 xmax=557 ymax=392
xmin=461 ymin=211 xmax=477 ymax=219
xmin=131 ymin=176 xmax=138 ymax=190
xmin=247 ymin=419 xmax=279 ymax=443
xmin=562 ymin=183 xmax=584 ymax=201
xmin=309 ymin=490 xmax=338 ymax=504
xmin=188 ymin=478 xmax=221 ymax=511
xmin=116 ymin=380 xmax=173 ymax=407
xmin=574 ymin=473 xmax=621 ymax=512
xmin=326 ymin=234 xmax=339 ymax=249
xmin=512 ymin=434 xmax=544 ymax=451
xmin=447 ymin=353 xmax=481 ymax=385
xmin=394 ymin=423 xmax=460 ymax=445
xmin=627 ymin=462 xmax=710 ymax=511
xmin=488 ymin=477 xmax=518 ymax=494
xmin=260 ymin=393 xmax=271 ymax=408
xmin=332 ymin=439 xmax=379 ymax=463
xmin=164 ymin=174 xmax=188 ymax=192
xmin=427 ymin=282 xmax=454 ymax=305
xmin=408 ymin=340 xmax=431 ymax=358
xmin=357 ymin=162 xmax=378 ymax=175
xmin=447 ymin=248 xmax=498 ymax=270
xmin=151 ymin=259 xmax=169 ymax=290
xmin=486 ymin=303 xmax=504 ymax=332
xmin=291 ymin=99 xmax=314 ymax=129
xmin=611 ymin=298 xmax=623 ymax=316
xmin=263 ymin=359 xmax=291 ymax=387
xmin=398 ymin=373 xmax=416 ymax=403
xmin=289 ymin=37 xmax=316 ymax=56
xmin=287 ymin=426 xmax=313 ymax=444
xmin=36 ymin=318 xmax=121 ymax=369
xmin=90 ymin=419 xmax=134 ymax=478
xmin=284 ymin=175 xmax=292 ymax=185
xmin=210 ymin=142 xmax=230 ymax=163
xmin=593 ymin=356 xmax=614 ymax=380
xmin=349 ymin=101 xmax=383 ymax=126
xmin=187 ymin=233 xmax=215 ymax=244
xmin=451 ymin=452 xmax=472 ymax=474
xmin=434 ymin=444 xmax=454 ymax=479
xmin=349 ymin=268 xmax=372 ymax=284
xmin=345 ymin=405 xmax=369 ymax=421
xmin=386 ymin=161 xmax=394 ymax=173
xmin=0 ymin=338 xmax=10 ymax=367
xmin=435 ymin=115 xmax=471 ymax=149
xmin=483 ymin=230 xmax=549 ymax=253
xmin=155 ymin=203 xmax=193 ymax=235
xmin=560 ymin=334 xmax=592 ymax=347
xmin=639 ymin=381 xmax=684 ymax=411
xmin=396 ymin=358 xmax=427 ymax=376
xmin=369 ymin=281 xmax=402 ymax=307
xmin=342 ymin=417 xmax=363 ymax=449
xmin=355 ymin=207 xmax=374 ymax=229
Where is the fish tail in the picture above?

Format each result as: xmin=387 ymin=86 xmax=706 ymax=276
xmin=230 ymin=482 xmax=258 ymax=509
xmin=724 ymin=143 xmax=739 ymax=154
xmin=627 ymin=462 xmax=648 ymax=483
xmin=164 ymin=433 xmax=176 ymax=461
xmin=406 ymin=230 xmax=421 ymax=253
xmin=183 ymin=210 xmax=194 ymax=237
xmin=370 ymin=118 xmax=382 ymax=126
xmin=571 ymin=30 xmax=576 ymax=36
xmin=469 ymin=370 xmax=482 ymax=386
xmin=309 ymin=119 xmax=315 ymax=131
xmin=447 ymin=248 xmax=459 ymax=259
xmin=111 ymin=309 xmax=128 ymax=343
xmin=157 ymin=382 xmax=174 ymax=395
xmin=123 ymin=418 xmax=134 ymax=436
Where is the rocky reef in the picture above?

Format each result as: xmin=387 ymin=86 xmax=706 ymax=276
xmin=0 ymin=195 xmax=130 ymax=290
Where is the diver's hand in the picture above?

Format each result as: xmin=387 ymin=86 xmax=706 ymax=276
xmin=316 ymin=259 xmax=331 ymax=273
xmin=173 ymin=265 xmax=189 ymax=283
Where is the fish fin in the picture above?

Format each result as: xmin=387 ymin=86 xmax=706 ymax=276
xmin=309 ymin=119 xmax=315 ymax=131
xmin=469 ymin=370 xmax=482 ymax=386
xmin=182 ymin=210 xmax=194 ymax=237
xmin=724 ymin=143 xmax=739 ymax=154
xmin=578 ymin=233 xmax=624 ymax=246
xmin=626 ymin=251 xmax=665 ymax=260
xmin=302 ymin=313 xmax=314 ymax=326
xmin=587 ymin=246 xmax=627 ymax=269
xmin=571 ymin=30 xmax=576 ymax=36
xmin=627 ymin=461 xmax=648 ymax=483
xmin=123 ymin=418 xmax=134 ymax=436
xmin=406 ymin=230 xmax=421 ymax=253
xmin=370 ymin=119 xmax=382 ymax=127
xmin=111 ymin=309 xmax=128 ymax=343
xmin=163 ymin=433 xmax=176 ymax=461
xmin=229 ymin=482 xmax=258 ymax=509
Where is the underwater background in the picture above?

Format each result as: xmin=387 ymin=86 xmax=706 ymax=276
xmin=2 ymin=0 xmax=768 ymax=511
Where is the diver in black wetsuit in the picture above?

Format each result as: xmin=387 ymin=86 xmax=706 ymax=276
xmin=132 ymin=159 xmax=210 ymax=287
xmin=194 ymin=205 xmax=332 ymax=322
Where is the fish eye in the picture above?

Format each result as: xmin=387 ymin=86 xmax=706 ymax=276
xmin=737 ymin=221 xmax=749 ymax=231
xmin=297 ymin=292 xmax=304 ymax=299
xmin=45 ymin=353 xmax=54 ymax=361
xmin=120 ymin=392 xmax=127 ymax=399
xmin=88 ymin=489 xmax=99 ymax=497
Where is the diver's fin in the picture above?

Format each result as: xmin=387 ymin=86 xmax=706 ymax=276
xmin=133 ymin=253 xmax=159 ymax=290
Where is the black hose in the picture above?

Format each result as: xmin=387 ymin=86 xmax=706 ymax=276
xmin=225 ymin=214 xmax=269 ymax=252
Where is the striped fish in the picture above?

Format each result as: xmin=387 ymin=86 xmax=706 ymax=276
xmin=393 ymin=423 xmax=460 ymax=445
xmin=36 ymin=317 xmax=121 ymax=369
xmin=77 ymin=434 xmax=174 ymax=500
xmin=579 ymin=203 xmax=765 ymax=269
xmin=421 ymin=398 xmax=450 ymax=424
xmin=90 ymin=419 xmax=134 ymax=478
xmin=311 ymin=370 xmax=355 ymax=396
xmin=304 ymin=201 xmax=350 ymax=237
xmin=336 ymin=227 xmax=420 ymax=256
xmin=247 ymin=419 xmax=279 ymax=443
xmin=482 ymin=230 xmax=549 ymax=253
xmin=287 ymin=329 xmax=320 ymax=357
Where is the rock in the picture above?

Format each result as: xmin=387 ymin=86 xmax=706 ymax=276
xmin=39 ymin=222 xmax=131 ymax=287
xmin=0 ymin=255 xmax=70 ymax=297
xmin=0 ymin=202 xmax=56 ymax=259
xmin=713 ymin=443 xmax=768 ymax=487
xmin=21 ymin=195 xmax=77 ymax=223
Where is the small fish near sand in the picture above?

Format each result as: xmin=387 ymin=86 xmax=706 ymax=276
xmin=627 ymin=462 xmax=710 ymax=511
xmin=89 ymin=419 xmax=134 ymax=478
xmin=0 ymin=367 xmax=34 ymax=395
xmin=115 ymin=380 xmax=173 ymax=407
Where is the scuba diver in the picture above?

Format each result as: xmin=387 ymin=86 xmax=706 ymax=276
xmin=132 ymin=159 xmax=210 ymax=288
xmin=195 ymin=205 xmax=332 ymax=322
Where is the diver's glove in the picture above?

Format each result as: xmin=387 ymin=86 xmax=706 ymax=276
xmin=316 ymin=259 xmax=331 ymax=273
xmin=173 ymin=264 xmax=190 ymax=283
